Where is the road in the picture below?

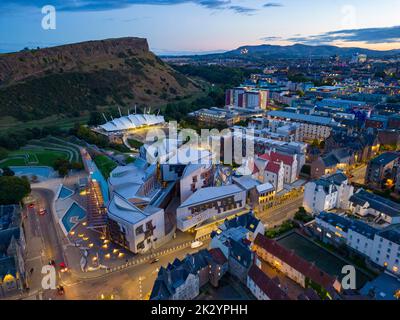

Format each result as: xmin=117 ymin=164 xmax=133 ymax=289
xmin=258 ymin=195 xmax=304 ymax=228
xmin=23 ymin=189 xmax=67 ymax=300
xmin=20 ymin=183 xmax=304 ymax=300
xmin=349 ymin=164 xmax=367 ymax=184
xmin=57 ymin=241 xmax=210 ymax=300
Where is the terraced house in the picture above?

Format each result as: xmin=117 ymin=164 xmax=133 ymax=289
xmin=253 ymin=234 xmax=342 ymax=299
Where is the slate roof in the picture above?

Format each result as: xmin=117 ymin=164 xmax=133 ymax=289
xmin=377 ymin=225 xmax=400 ymax=245
xmin=360 ymin=273 xmax=400 ymax=300
xmin=254 ymin=234 xmax=338 ymax=291
xmin=150 ymin=249 xmax=226 ymax=300
xmin=317 ymin=211 xmax=378 ymax=240
xmin=268 ymin=111 xmax=335 ymax=126
xmin=229 ymin=238 xmax=253 ymax=268
xmin=370 ymin=152 xmax=400 ymax=166
xmin=247 ymin=265 xmax=289 ymax=300
xmin=322 ymin=154 xmax=339 ymax=167
xmin=223 ymin=212 xmax=262 ymax=234
xmin=0 ymin=256 xmax=17 ymax=280
xmin=349 ymin=189 xmax=400 ymax=218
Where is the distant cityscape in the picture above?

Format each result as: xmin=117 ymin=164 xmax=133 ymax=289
xmin=1 ymin=6 xmax=400 ymax=303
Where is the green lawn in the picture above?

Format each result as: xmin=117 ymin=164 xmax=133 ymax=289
xmin=127 ymin=139 xmax=144 ymax=149
xmin=0 ymin=150 xmax=70 ymax=168
xmin=94 ymin=155 xmax=117 ymax=179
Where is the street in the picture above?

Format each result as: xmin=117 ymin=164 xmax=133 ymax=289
xmin=258 ymin=195 xmax=304 ymax=228
xmin=18 ymin=183 xmax=305 ymax=300
xmin=23 ymin=189 xmax=67 ymax=300
xmin=57 ymin=241 xmax=210 ymax=300
xmin=349 ymin=164 xmax=367 ymax=184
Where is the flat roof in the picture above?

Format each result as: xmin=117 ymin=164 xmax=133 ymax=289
xmin=268 ymin=110 xmax=335 ymax=126
xmin=179 ymin=185 xmax=244 ymax=208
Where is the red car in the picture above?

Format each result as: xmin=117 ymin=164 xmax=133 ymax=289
xmin=60 ymin=262 xmax=69 ymax=273
xmin=28 ymin=203 xmax=35 ymax=209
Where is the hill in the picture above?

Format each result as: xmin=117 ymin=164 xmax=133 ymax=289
xmin=172 ymin=43 xmax=400 ymax=61
xmin=0 ymin=37 xmax=201 ymax=121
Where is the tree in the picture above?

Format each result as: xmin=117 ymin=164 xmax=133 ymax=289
xmin=53 ymin=158 xmax=71 ymax=177
xmin=88 ymin=111 xmax=104 ymax=126
xmin=0 ymin=176 xmax=31 ymax=205
xmin=2 ymin=167 xmax=15 ymax=176
xmin=0 ymin=147 xmax=8 ymax=160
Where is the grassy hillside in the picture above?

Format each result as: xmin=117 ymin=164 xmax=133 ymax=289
xmin=0 ymin=37 xmax=202 ymax=122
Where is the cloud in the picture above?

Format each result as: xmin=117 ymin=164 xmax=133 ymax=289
xmin=260 ymin=36 xmax=282 ymax=41
xmin=287 ymin=25 xmax=400 ymax=45
xmin=228 ymin=5 xmax=257 ymax=15
xmin=1 ymin=0 xmax=257 ymax=15
xmin=263 ymin=2 xmax=283 ymax=8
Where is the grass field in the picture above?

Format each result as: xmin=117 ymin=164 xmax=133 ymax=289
xmin=0 ymin=149 xmax=70 ymax=168
xmin=94 ymin=155 xmax=117 ymax=179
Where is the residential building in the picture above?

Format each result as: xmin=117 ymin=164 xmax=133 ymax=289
xmin=253 ymin=233 xmax=342 ymax=299
xmin=232 ymin=176 xmax=275 ymax=211
xmin=150 ymin=248 xmax=228 ymax=300
xmin=176 ymin=185 xmax=247 ymax=232
xmin=0 ymin=205 xmax=26 ymax=297
xmin=228 ymin=237 xmax=254 ymax=284
xmin=360 ymin=273 xmax=400 ymax=300
xmin=225 ymin=87 xmax=269 ymax=110
xmin=247 ymin=265 xmax=289 ymax=300
xmin=303 ymin=172 xmax=354 ymax=214
xmin=310 ymin=148 xmax=355 ymax=179
xmin=267 ymin=110 xmax=336 ymax=142
xmin=219 ymin=212 xmax=265 ymax=242
xmin=349 ymin=189 xmax=400 ymax=225
xmin=371 ymin=225 xmax=400 ymax=275
xmin=315 ymin=211 xmax=400 ymax=276
xmin=365 ymin=152 xmax=400 ymax=189
xmin=258 ymin=150 xmax=298 ymax=186
xmin=315 ymin=211 xmax=378 ymax=258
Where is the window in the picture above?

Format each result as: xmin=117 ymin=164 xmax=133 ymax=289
xmin=135 ymin=225 xmax=144 ymax=235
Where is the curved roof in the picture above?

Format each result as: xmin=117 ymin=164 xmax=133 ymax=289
xmin=100 ymin=114 xmax=165 ymax=132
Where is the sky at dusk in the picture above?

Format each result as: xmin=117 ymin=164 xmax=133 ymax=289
xmin=2 ymin=0 xmax=400 ymax=54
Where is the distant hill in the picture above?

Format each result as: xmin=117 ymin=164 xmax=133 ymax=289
xmin=0 ymin=37 xmax=201 ymax=121
xmin=175 ymin=43 xmax=400 ymax=61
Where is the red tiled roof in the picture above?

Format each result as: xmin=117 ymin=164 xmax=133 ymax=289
xmin=254 ymin=234 xmax=338 ymax=291
xmin=252 ymin=164 xmax=260 ymax=174
xmin=270 ymin=151 xmax=294 ymax=166
xmin=265 ymin=161 xmax=281 ymax=174
xmin=247 ymin=265 xmax=289 ymax=300
xmin=209 ymin=248 xmax=228 ymax=265
xmin=259 ymin=153 xmax=271 ymax=161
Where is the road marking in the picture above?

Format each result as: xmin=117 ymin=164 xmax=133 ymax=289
xmin=25 ymin=256 xmax=42 ymax=263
